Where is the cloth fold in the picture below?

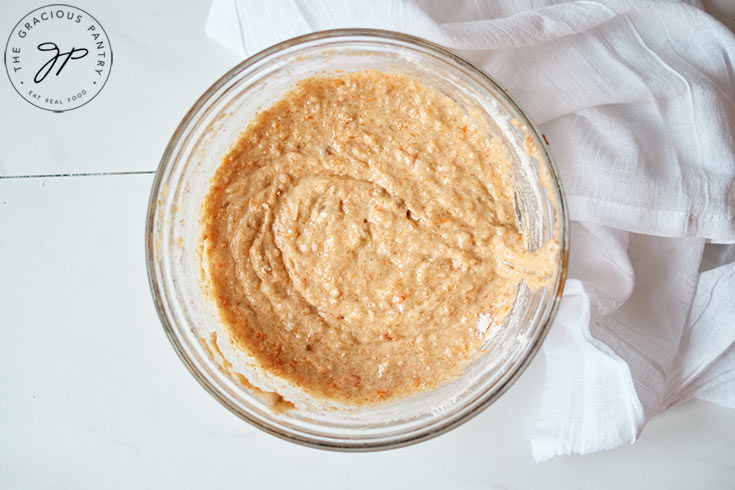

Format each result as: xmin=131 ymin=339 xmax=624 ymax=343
xmin=206 ymin=0 xmax=735 ymax=460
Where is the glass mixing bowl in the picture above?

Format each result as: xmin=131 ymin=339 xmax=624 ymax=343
xmin=146 ymin=29 xmax=568 ymax=451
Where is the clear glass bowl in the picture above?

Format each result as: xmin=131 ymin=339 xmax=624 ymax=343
xmin=146 ymin=29 xmax=568 ymax=451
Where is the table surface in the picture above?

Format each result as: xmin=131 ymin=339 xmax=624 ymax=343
xmin=2 ymin=1 xmax=734 ymax=489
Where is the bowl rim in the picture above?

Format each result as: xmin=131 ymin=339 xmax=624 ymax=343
xmin=145 ymin=27 xmax=569 ymax=452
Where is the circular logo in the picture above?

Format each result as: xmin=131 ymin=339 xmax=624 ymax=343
xmin=4 ymin=4 xmax=112 ymax=112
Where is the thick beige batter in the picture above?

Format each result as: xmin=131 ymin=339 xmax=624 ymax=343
xmin=201 ymin=70 xmax=557 ymax=404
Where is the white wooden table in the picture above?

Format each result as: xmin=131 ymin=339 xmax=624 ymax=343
xmin=2 ymin=1 xmax=734 ymax=488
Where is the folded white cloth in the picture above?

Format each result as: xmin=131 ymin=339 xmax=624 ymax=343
xmin=206 ymin=0 xmax=735 ymax=460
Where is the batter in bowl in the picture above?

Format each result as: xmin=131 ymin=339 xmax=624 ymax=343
xmin=201 ymin=70 xmax=557 ymax=404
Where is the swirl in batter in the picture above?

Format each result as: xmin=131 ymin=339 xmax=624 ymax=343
xmin=201 ymin=71 xmax=556 ymax=404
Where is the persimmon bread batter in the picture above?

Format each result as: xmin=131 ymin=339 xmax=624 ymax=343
xmin=201 ymin=70 xmax=557 ymax=404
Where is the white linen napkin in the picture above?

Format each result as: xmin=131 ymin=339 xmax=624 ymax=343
xmin=205 ymin=0 xmax=735 ymax=460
